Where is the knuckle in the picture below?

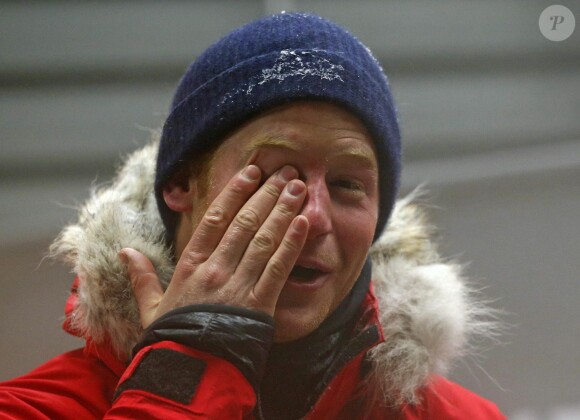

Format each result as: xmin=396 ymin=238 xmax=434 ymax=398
xmin=274 ymin=202 xmax=294 ymax=218
xmin=235 ymin=208 xmax=261 ymax=232
xmin=198 ymin=261 xmax=223 ymax=287
xmin=281 ymin=234 xmax=302 ymax=253
xmin=230 ymin=179 xmax=247 ymax=195
xmin=183 ymin=250 xmax=205 ymax=269
xmin=132 ymin=271 xmax=156 ymax=288
xmin=252 ymin=231 xmax=277 ymax=253
xmin=177 ymin=257 xmax=196 ymax=276
xmin=267 ymin=258 xmax=289 ymax=280
xmin=262 ymin=183 xmax=281 ymax=199
xmin=203 ymin=206 xmax=227 ymax=228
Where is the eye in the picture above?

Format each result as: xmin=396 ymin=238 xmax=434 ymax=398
xmin=332 ymin=179 xmax=365 ymax=192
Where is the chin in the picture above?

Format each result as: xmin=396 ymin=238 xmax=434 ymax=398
xmin=272 ymin=306 xmax=328 ymax=343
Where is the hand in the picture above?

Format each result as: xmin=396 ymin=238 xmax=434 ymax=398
xmin=120 ymin=165 xmax=309 ymax=329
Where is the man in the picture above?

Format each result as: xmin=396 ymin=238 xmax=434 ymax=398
xmin=0 ymin=12 xmax=504 ymax=418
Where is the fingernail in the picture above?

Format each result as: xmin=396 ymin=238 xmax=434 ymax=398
xmin=286 ymin=180 xmax=305 ymax=196
xmin=279 ymin=165 xmax=298 ymax=182
xmin=293 ymin=216 xmax=309 ymax=233
xmin=118 ymin=250 xmax=129 ymax=265
xmin=242 ymin=165 xmax=261 ymax=181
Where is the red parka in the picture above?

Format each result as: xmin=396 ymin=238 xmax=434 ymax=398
xmin=0 ymin=282 xmax=503 ymax=419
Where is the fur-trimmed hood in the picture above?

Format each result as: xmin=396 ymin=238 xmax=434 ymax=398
xmin=51 ymin=138 xmax=497 ymax=403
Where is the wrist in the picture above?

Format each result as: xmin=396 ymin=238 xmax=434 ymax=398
xmin=133 ymin=304 xmax=275 ymax=391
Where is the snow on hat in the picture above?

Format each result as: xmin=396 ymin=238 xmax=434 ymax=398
xmin=155 ymin=12 xmax=401 ymax=243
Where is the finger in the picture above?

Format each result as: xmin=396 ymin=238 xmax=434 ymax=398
xmin=120 ymin=248 xmax=164 ymax=329
xmin=252 ymin=215 xmax=309 ymax=312
xmin=210 ymin=165 xmax=299 ymax=268
xmin=183 ymin=165 xmax=262 ymax=266
xmin=233 ymin=179 xmax=306 ymax=284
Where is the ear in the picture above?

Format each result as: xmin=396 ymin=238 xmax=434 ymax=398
xmin=162 ymin=169 xmax=196 ymax=213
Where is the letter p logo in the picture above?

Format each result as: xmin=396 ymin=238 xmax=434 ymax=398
xmin=550 ymin=15 xmax=565 ymax=31
xmin=540 ymin=5 xmax=576 ymax=41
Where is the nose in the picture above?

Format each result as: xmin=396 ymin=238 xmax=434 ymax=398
xmin=300 ymin=178 xmax=332 ymax=239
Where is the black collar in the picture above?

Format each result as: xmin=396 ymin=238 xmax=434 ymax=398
xmin=259 ymin=258 xmax=372 ymax=419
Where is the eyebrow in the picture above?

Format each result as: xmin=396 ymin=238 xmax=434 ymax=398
xmin=331 ymin=146 xmax=377 ymax=170
xmin=239 ymin=134 xmax=378 ymax=170
xmin=239 ymin=134 xmax=300 ymax=164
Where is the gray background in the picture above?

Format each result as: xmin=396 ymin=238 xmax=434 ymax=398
xmin=1 ymin=1 xmax=579 ymax=418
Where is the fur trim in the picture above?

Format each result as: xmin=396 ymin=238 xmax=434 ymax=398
xmin=50 ymin=137 xmax=174 ymax=355
xmin=368 ymin=193 xmax=499 ymax=404
xmin=50 ymin=137 xmax=498 ymax=403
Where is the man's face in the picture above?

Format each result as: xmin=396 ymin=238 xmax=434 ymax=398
xmin=189 ymin=101 xmax=379 ymax=342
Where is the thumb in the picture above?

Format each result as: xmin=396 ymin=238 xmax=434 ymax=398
xmin=119 ymin=247 xmax=164 ymax=329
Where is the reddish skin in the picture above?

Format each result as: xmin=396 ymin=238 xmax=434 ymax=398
xmin=122 ymin=101 xmax=379 ymax=342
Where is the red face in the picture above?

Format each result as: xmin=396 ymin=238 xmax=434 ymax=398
xmin=188 ymin=101 xmax=379 ymax=342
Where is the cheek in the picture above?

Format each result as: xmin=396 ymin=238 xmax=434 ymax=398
xmin=334 ymin=204 xmax=377 ymax=249
xmin=190 ymin=168 xmax=235 ymax=227
xmin=207 ymin=161 xmax=240 ymax=200
xmin=330 ymin=213 xmax=374 ymax=312
xmin=334 ymin=206 xmax=376 ymax=278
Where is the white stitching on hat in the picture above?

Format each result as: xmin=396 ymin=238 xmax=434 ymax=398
xmin=219 ymin=49 xmax=344 ymax=105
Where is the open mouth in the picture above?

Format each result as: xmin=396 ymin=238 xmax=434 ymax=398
xmin=289 ymin=265 xmax=324 ymax=283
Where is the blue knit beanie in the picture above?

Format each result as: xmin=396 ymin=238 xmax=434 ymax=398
xmin=156 ymin=12 xmax=401 ymax=243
